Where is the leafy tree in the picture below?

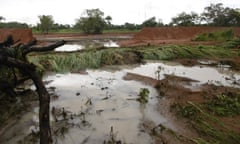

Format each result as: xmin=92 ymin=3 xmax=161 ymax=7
xmin=157 ymin=19 xmax=164 ymax=27
xmin=105 ymin=15 xmax=112 ymax=28
xmin=201 ymin=3 xmax=231 ymax=26
xmin=124 ymin=22 xmax=137 ymax=30
xmin=0 ymin=16 xmax=5 ymax=21
xmin=75 ymin=9 xmax=107 ymax=34
xmin=171 ymin=12 xmax=199 ymax=26
xmin=38 ymin=15 xmax=54 ymax=34
xmin=141 ymin=17 xmax=158 ymax=27
xmin=226 ymin=9 xmax=240 ymax=26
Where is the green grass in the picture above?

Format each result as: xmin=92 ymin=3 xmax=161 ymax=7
xmin=223 ymin=38 xmax=240 ymax=49
xmin=192 ymin=29 xmax=235 ymax=41
xmin=28 ymin=44 xmax=240 ymax=73
xmin=174 ymin=94 xmax=240 ymax=144
xmin=206 ymin=94 xmax=240 ymax=116
xmin=28 ymin=48 xmax=139 ymax=72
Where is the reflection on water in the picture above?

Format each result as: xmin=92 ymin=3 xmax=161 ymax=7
xmin=44 ymin=71 xmax=163 ymax=144
xmin=124 ymin=62 xmax=240 ymax=87
xmin=103 ymin=40 xmax=119 ymax=47
xmin=55 ymin=40 xmax=119 ymax=52
xmin=55 ymin=44 xmax=84 ymax=52
xmin=1 ymin=62 xmax=240 ymax=143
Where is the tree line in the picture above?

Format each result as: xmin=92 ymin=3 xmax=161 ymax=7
xmin=0 ymin=3 xmax=240 ymax=34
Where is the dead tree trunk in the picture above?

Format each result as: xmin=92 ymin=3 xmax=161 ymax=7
xmin=29 ymin=70 xmax=52 ymax=143
xmin=0 ymin=38 xmax=65 ymax=144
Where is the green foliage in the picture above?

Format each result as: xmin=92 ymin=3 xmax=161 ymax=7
xmin=201 ymin=3 xmax=240 ymax=26
xmin=176 ymin=104 xmax=201 ymax=119
xmin=193 ymin=29 xmax=234 ymax=41
xmin=171 ymin=12 xmax=199 ymax=26
xmin=38 ymin=15 xmax=54 ymax=34
xmin=28 ymin=48 xmax=133 ymax=72
xmin=206 ymin=94 xmax=240 ymax=116
xmin=0 ymin=22 xmax=28 ymax=28
xmin=75 ymin=9 xmax=106 ymax=34
xmin=174 ymin=101 xmax=240 ymax=144
xmin=29 ymin=52 xmax=102 ymax=72
xmin=223 ymin=38 xmax=240 ymax=48
xmin=137 ymin=88 xmax=150 ymax=103
xmin=0 ymin=16 xmax=5 ymax=21
xmin=29 ymin=43 xmax=240 ymax=73
xmin=141 ymin=17 xmax=158 ymax=27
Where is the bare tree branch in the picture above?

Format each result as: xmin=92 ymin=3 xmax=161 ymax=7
xmin=0 ymin=54 xmax=52 ymax=143
xmin=0 ymin=55 xmax=35 ymax=70
xmin=23 ymin=40 xmax=65 ymax=55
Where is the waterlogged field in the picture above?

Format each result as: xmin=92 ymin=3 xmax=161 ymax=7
xmin=1 ymin=61 xmax=240 ymax=143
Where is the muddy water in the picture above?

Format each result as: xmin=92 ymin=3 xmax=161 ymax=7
xmin=55 ymin=44 xmax=84 ymax=52
xmin=45 ymin=71 xmax=164 ymax=144
xmin=124 ymin=61 xmax=240 ymax=87
xmin=55 ymin=40 xmax=119 ymax=52
xmin=1 ymin=62 xmax=240 ymax=144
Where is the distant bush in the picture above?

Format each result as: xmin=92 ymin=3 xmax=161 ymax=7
xmin=0 ymin=22 xmax=28 ymax=28
xmin=192 ymin=29 xmax=234 ymax=41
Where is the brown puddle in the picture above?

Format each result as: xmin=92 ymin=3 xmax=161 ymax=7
xmin=1 ymin=61 xmax=240 ymax=143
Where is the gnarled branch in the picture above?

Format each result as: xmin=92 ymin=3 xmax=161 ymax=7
xmin=23 ymin=40 xmax=65 ymax=55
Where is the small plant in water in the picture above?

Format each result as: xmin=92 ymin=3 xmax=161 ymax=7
xmin=155 ymin=66 xmax=163 ymax=80
xmin=103 ymin=126 xmax=123 ymax=144
xmin=137 ymin=88 xmax=150 ymax=103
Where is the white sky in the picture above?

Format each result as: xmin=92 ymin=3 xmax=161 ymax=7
xmin=0 ymin=0 xmax=239 ymax=25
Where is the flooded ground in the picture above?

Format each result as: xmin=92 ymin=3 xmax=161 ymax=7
xmin=1 ymin=61 xmax=240 ymax=143
xmin=124 ymin=61 xmax=240 ymax=88
xmin=55 ymin=40 xmax=119 ymax=52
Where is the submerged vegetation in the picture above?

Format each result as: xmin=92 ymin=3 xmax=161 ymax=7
xmin=137 ymin=88 xmax=150 ymax=103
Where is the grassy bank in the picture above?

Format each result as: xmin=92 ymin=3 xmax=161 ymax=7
xmin=174 ymin=93 xmax=240 ymax=144
xmin=28 ymin=44 xmax=240 ymax=73
xmin=192 ymin=29 xmax=235 ymax=41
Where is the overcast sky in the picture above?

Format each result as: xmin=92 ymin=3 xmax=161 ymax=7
xmin=0 ymin=0 xmax=239 ymax=25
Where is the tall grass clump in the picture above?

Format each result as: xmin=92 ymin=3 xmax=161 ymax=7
xmin=193 ymin=29 xmax=234 ymax=41
xmin=28 ymin=49 xmax=131 ymax=73
xmin=223 ymin=38 xmax=240 ymax=49
xmin=29 ymin=51 xmax=103 ymax=72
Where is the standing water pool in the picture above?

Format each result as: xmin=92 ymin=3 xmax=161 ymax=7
xmin=1 ymin=61 xmax=240 ymax=143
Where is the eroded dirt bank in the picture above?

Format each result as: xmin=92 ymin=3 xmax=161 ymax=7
xmin=0 ymin=28 xmax=35 ymax=44
xmin=119 ymin=27 xmax=240 ymax=47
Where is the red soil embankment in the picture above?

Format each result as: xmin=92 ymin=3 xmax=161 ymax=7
xmin=0 ymin=28 xmax=35 ymax=44
xmin=134 ymin=27 xmax=240 ymax=40
xmin=119 ymin=27 xmax=240 ymax=46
